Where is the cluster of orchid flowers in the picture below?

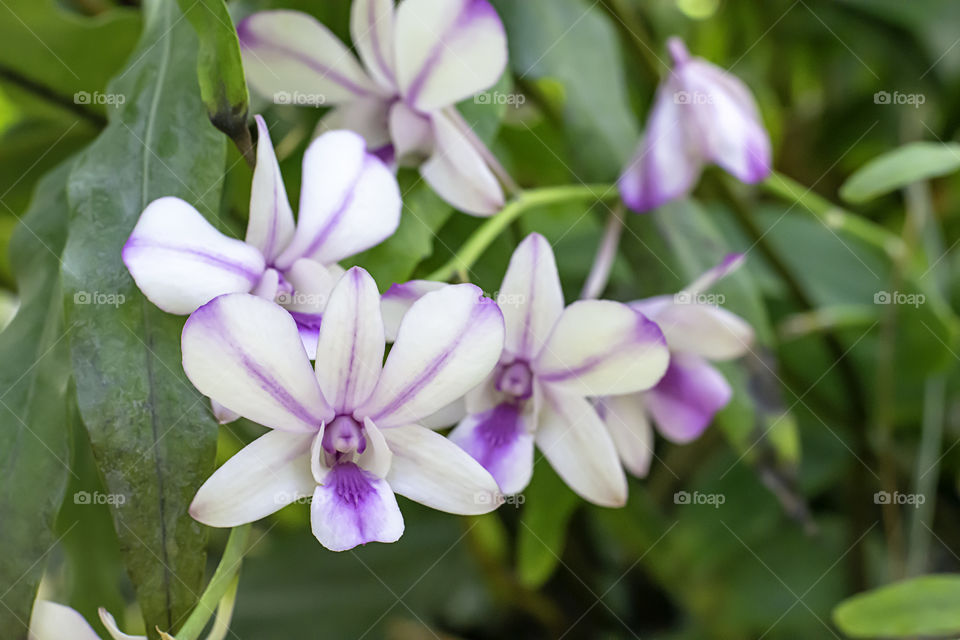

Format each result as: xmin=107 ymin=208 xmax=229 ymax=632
xmin=32 ymin=0 xmax=773 ymax=636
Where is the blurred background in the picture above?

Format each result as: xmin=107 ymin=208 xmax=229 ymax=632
xmin=4 ymin=0 xmax=960 ymax=638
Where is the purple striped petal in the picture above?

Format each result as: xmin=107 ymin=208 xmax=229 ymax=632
xmin=499 ymin=233 xmax=564 ymax=360
xmin=536 ymin=389 xmax=628 ymax=507
xmin=350 ymin=0 xmax=397 ymax=91
xmin=246 ymin=115 xmax=295 ymax=262
xmin=383 ymin=423 xmax=501 ymax=513
xmin=394 ymin=0 xmax=507 ymax=111
xmin=646 ymin=354 xmax=731 ymax=443
xmin=380 ymin=279 xmax=446 ymax=342
xmin=182 ymin=293 xmax=333 ymax=432
xmin=534 ymin=301 xmax=670 ymax=397
xmin=596 ymin=394 xmax=654 ymax=478
xmin=357 ymin=284 xmax=505 ymax=428
xmin=310 ymin=462 xmax=404 ymax=551
xmin=449 ymin=401 xmax=535 ymax=495
xmin=122 ymin=197 xmax=265 ymax=314
xmin=189 ymin=430 xmax=315 ymax=527
xmin=635 ymin=299 xmax=754 ymax=361
xmin=420 ymin=110 xmax=504 ymax=215
xmin=314 ymin=267 xmax=385 ymax=413
xmin=273 ymin=130 xmax=401 ymax=269
xmin=237 ymin=10 xmax=385 ymax=105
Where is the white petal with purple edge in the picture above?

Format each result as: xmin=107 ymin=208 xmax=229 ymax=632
xmin=384 ymin=423 xmax=501 ymax=513
xmin=536 ymin=389 xmax=628 ymax=507
xmin=29 ymin=601 xmax=103 ymax=640
xmin=351 ymin=0 xmax=397 ymax=91
xmin=618 ymin=76 xmax=701 ymax=213
xmin=646 ymin=354 xmax=731 ymax=443
xmin=237 ymin=10 xmax=385 ymax=104
xmin=274 ymin=130 xmax=401 ymax=269
xmin=358 ymin=283 xmax=505 ymax=428
xmin=123 ymin=197 xmax=265 ymax=315
xmin=499 ymin=233 xmax=564 ymax=359
xmin=182 ymin=294 xmax=333 ymax=432
xmin=316 ymin=98 xmax=392 ymax=151
xmin=645 ymin=302 xmax=754 ymax=360
xmin=389 ymin=101 xmax=433 ymax=164
xmin=420 ymin=110 xmax=504 ymax=215
xmin=311 ymin=462 xmax=404 ymax=551
xmin=449 ymin=401 xmax=535 ymax=495
xmin=246 ymin=115 xmax=295 ymax=263
xmin=189 ymin=430 xmax=315 ymax=528
xmin=314 ymin=267 xmax=385 ymax=413
xmin=598 ymin=394 xmax=654 ymax=478
xmin=380 ymin=279 xmax=447 ymax=342
xmin=395 ymin=0 xmax=507 ymax=111
xmin=535 ymin=300 xmax=670 ymax=396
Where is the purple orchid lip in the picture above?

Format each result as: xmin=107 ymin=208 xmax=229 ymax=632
xmin=495 ymin=360 xmax=534 ymax=400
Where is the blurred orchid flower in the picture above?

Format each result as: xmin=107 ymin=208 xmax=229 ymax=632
xmin=619 ymin=37 xmax=772 ymax=213
xmin=29 ymin=600 xmax=147 ymax=640
xmin=183 ymin=269 xmax=505 ymax=551
xmin=422 ymin=234 xmax=669 ymax=506
xmin=124 ymin=117 xmax=400 ymax=353
xmin=237 ymin=0 xmax=509 ymax=215
xmin=597 ymin=254 xmax=755 ymax=477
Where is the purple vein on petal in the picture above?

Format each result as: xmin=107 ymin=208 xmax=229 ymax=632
xmin=123 ymin=239 xmax=263 ymax=282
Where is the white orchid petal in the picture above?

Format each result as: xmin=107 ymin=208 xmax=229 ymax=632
xmin=449 ymin=401 xmax=536 ymax=495
xmin=646 ymin=354 xmax=731 ymax=443
xmin=210 ymin=398 xmax=241 ymax=425
xmin=380 ymin=279 xmax=446 ymax=342
xmin=351 ymin=0 xmax=397 ymax=91
xmin=238 ymin=10 xmax=384 ymax=104
xmin=246 ymin=115 xmax=295 ymax=263
xmin=536 ymin=389 xmax=628 ymax=507
xmin=314 ymin=267 xmax=385 ymax=412
xmin=644 ymin=302 xmax=754 ymax=360
xmin=388 ymin=101 xmax=434 ymax=165
xmin=419 ymin=396 xmax=467 ymax=429
xmin=598 ymin=394 xmax=654 ymax=478
xmin=29 ymin=601 xmax=102 ymax=640
xmin=383 ymin=424 xmax=501 ymax=514
xmin=316 ymin=98 xmax=392 ymax=151
xmin=359 ymin=417 xmax=393 ymax=478
xmin=534 ymin=300 xmax=670 ymax=396
xmin=274 ymin=130 xmax=401 ymax=269
xmin=358 ymin=284 xmax=504 ymax=428
xmin=189 ymin=430 xmax=315 ymax=527
xmin=182 ymin=293 xmax=333 ymax=432
xmin=420 ymin=110 xmax=504 ymax=215
xmin=98 ymin=608 xmax=146 ymax=640
xmin=499 ymin=233 xmax=564 ymax=360
xmin=123 ymin=197 xmax=265 ymax=315
xmin=394 ymin=0 xmax=507 ymax=111
xmin=310 ymin=464 xmax=404 ymax=551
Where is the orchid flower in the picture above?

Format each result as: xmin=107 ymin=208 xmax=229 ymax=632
xmin=123 ymin=116 xmax=400 ymax=356
xmin=237 ymin=0 xmax=508 ymax=215
xmin=183 ymin=268 xmax=505 ymax=551
xmin=29 ymin=600 xmax=147 ymax=640
xmin=618 ymin=37 xmax=772 ymax=213
xmin=597 ymin=255 xmax=755 ymax=477
xmin=386 ymin=234 xmax=671 ymax=506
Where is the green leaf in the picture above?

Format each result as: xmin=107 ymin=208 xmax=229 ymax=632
xmin=177 ymin=0 xmax=251 ymax=158
xmin=839 ymin=141 xmax=960 ymax=204
xmin=0 ymin=160 xmax=76 ymax=639
xmin=516 ymin=461 xmax=580 ymax=588
xmin=833 ymin=574 xmax=960 ymax=637
xmin=61 ymin=0 xmax=224 ymax=636
xmin=492 ymin=0 xmax=638 ymax=181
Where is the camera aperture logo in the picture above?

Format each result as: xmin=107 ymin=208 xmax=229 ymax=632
xmin=74 ymin=490 xmax=126 ymax=506
xmin=674 ymin=490 xmax=725 ymax=508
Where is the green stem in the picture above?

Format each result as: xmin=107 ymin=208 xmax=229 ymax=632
xmin=175 ymin=524 xmax=251 ymax=640
xmin=427 ymin=185 xmax=617 ymax=282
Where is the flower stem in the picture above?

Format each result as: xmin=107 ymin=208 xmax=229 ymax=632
xmin=175 ymin=524 xmax=251 ymax=640
xmin=427 ymin=184 xmax=617 ymax=282
xmin=580 ymin=203 xmax=624 ymax=299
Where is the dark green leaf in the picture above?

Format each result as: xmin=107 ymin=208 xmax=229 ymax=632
xmin=61 ymin=0 xmax=224 ymax=635
xmin=833 ymin=574 xmax=960 ymax=637
xmin=0 ymin=160 xmax=76 ymax=639
xmin=840 ymin=142 xmax=960 ymax=204
xmin=517 ymin=461 xmax=580 ymax=588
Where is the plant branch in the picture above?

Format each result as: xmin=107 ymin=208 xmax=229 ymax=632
xmin=0 ymin=64 xmax=106 ymax=127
